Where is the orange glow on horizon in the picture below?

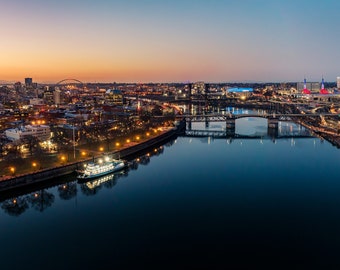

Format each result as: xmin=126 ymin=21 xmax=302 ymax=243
xmin=0 ymin=47 xmax=222 ymax=83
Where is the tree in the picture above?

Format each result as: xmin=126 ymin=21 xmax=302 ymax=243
xmin=21 ymin=135 xmax=40 ymax=156
xmin=0 ymin=140 xmax=5 ymax=159
xmin=3 ymin=141 xmax=21 ymax=162
xmin=140 ymin=111 xmax=152 ymax=122
xmin=50 ymin=126 xmax=69 ymax=152
xmin=151 ymin=105 xmax=163 ymax=116
xmin=28 ymin=189 xmax=55 ymax=212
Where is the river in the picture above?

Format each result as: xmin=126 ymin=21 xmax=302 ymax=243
xmin=1 ymin=114 xmax=340 ymax=269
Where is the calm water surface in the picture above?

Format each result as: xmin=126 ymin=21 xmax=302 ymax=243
xmin=1 ymin=118 xmax=340 ymax=269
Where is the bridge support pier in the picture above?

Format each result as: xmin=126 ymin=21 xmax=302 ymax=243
xmin=267 ymin=118 xmax=279 ymax=138
xmin=187 ymin=119 xmax=192 ymax=131
xmin=205 ymin=117 xmax=209 ymax=128
xmin=226 ymin=118 xmax=235 ymax=137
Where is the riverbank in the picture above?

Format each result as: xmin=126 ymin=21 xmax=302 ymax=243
xmin=297 ymin=119 xmax=340 ymax=148
xmin=0 ymin=122 xmax=184 ymax=193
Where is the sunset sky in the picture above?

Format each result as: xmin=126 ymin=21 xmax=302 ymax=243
xmin=1 ymin=0 xmax=339 ymax=83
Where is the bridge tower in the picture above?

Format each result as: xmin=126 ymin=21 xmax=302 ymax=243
xmin=267 ymin=117 xmax=279 ymax=138
xmin=205 ymin=115 xmax=209 ymax=128
xmin=187 ymin=118 xmax=192 ymax=130
xmin=188 ymin=83 xmax=193 ymax=117
xmin=204 ymin=83 xmax=210 ymax=110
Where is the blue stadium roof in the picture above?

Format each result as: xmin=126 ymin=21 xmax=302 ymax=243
xmin=228 ymin=87 xmax=253 ymax=93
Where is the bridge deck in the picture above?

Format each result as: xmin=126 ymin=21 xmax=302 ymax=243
xmin=176 ymin=113 xmax=338 ymax=122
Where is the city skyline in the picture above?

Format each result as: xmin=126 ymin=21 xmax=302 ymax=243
xmin=1 ymin=0 xmax=340 ymax=83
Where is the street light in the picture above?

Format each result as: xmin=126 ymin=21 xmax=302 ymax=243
xmin=32 ymin=162 xmax=37 ymax=171
xmin=99 ymin=147 xmax=104 ymax=152
xmin=10 ymin=167 xmax=15 ymax=175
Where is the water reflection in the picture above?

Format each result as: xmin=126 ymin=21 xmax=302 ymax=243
xmin=1 ymin=190 xmax=56 ymax=216
xmin=1 ymin=197 xmax=29 ymax=216
xmin=188 ymin=121 xmax=311 ymax=139
xmin=79 ymin=170 xmax=125 ymax=196
xmin=58 ymin=182 xmax=77 ymax=200
xmin=28 ymin=190 xmax=55 ymax=212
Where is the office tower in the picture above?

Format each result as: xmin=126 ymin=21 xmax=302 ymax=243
xmin=25 ymin=77 xmax=33 ymax=87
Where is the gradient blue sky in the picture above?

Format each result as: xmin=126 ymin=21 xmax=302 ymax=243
xmin=1 ymin=0 xmax=339 ymax=83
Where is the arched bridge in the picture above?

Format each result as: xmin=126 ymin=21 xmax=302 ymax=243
xmin=55 ymin=78 xmax=85 ymax=85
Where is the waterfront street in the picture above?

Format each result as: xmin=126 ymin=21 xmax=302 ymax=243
xmin=0 ymin=125 xmax=175 ymax=180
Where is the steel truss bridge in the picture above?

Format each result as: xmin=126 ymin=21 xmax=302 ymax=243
xmin=55 ymin=78 xmax=84 ymax=85
xmin=184 ymin=129 xmax=312 ymax=139
xmin=176 ymin=112 xmax=339 ymax=139
xmin=178 ymin=113 xmax=338 ymax=122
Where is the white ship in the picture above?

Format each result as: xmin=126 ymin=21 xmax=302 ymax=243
xmin=77 ymin=156 xmax=127 ymax=180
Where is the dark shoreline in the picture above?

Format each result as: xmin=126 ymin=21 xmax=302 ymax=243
xmin=297 ymin=120 xmax=340 ymax=148
xmin=0 ymin=125 xmax=182 ymax=196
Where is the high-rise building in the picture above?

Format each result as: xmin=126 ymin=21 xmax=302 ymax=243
xmin=43 ymin=89 xmax=54 ymax=105
xmin=25 ymin=77 xmax=33 ymax=87
xmin=337 ymin=77 xmax=340 ymax=89
xmin=54 ymin=89 xmax=61 ymax=105
xmin=14 ymin=82 xmax=22 ymax=91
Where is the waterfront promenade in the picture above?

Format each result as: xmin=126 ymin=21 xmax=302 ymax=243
xmin=0 ymin=124 xmax=182 ymax=192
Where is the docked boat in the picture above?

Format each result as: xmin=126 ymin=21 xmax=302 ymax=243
xmin=77 ymin=156 xmax=127 ymax=180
